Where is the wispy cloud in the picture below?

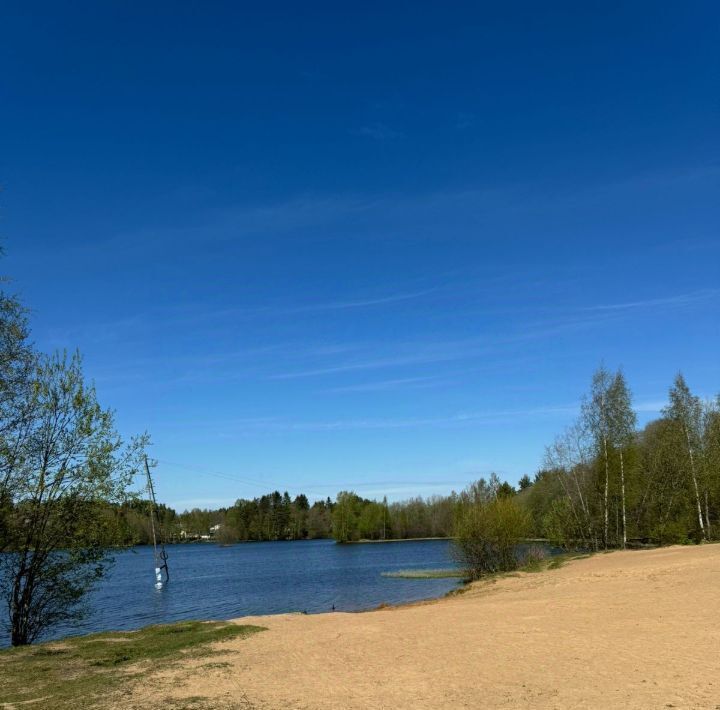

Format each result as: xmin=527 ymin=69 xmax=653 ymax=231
xmin=323 ymin=375 xmax=446 ymax=393
xmin=267 ymin=352 xmax=463 ymax=380
xmin=42 ymin=286 xmax=437 ymax=351
xmin=21 ymin=163 xmax=719 ymax=268
xmin=265 ymin=314 xmax=626 ymax=381
xmin=206 ymin=404 xmax=579 ymax=434
xmin=581 ymin=289 xmax=719 ymax=313
xmin=283 ymin=288 xmax=436 ymax=313
xmin=163 ymin=398 xmax=672 ymax=438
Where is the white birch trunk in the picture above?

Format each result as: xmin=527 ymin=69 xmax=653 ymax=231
xmin=685 ymin=425 xmax=705 ymax=538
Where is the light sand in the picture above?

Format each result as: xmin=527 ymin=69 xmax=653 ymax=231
xmin=130 ymin=545 xmax=720 ymax=709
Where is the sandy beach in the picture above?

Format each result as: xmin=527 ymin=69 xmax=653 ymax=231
xmin=130 ymin=544 xmax=720 ymax=709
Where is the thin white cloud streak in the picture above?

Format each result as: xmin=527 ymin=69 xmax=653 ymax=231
xmin=210 ymin=405 xmax=579 ymax=434
xmin=70 ymin=283 xmax=718 ymax=355
xmin=87 ymin=303 xmax=681 ymax=391
xmin=322 ymin=375 xmax=446 ymax=393
xmin=264 ymin=315 xmax=616 ymax=380
xmin=265 ymin=286 xmax=718 ymax=382
xmin=283 ymin=288 xmax=437 ymax=313
xmin=581 ymin=289 xmax=719 ymax=313
xmin=48 ymin=287 xmax=439 ymax=347
xmin=88 ymin=290 xmax=712 ymax=393
xmin=267 ymin=352 xmax=467 ymax=380
xmin=163 ymin=398 xmax=672 ymax=436
xmin=23 ymin=163 xmax=718 ymax=267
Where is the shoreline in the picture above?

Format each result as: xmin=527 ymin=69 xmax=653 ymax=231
xmin=129 ymin=543 xmax=720 ymax=708
xmin=8 ymin=544 xmax=719 ymax=708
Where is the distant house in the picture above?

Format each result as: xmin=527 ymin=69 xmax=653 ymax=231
xmin=180 ymin=529 xmax=201 ymax=540
xmin=179 ymin=525 xmax=220 ymax=541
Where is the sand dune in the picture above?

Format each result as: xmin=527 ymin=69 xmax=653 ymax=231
xmin=131 ymin=544 xmax=720 ymax=709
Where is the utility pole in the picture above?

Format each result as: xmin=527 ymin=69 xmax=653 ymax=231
xmin=145 ymin=455 xmax=169 ymax=589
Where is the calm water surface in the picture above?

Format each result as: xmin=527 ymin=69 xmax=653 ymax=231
xmin=10 ymin=539 xmax=462 ymax=645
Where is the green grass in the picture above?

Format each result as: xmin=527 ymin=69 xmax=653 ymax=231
xmin=381 ymin=568 xmax=468 ymax=579
xmin=0 ymin=620 xmax=264 ymax=709
xmin=520 ymin=551 xmax=592 ymax=573
xmin=443 ymin=551 xmax=595 ymax=588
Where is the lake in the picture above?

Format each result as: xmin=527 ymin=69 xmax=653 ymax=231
xmin=4 ymin=539 xmax=463 ymax=646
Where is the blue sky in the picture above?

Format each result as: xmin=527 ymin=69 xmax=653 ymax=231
xmin=1 ymin=2 xmax=718 ymax=510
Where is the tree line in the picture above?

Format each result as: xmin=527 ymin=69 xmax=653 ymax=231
xmin=120 ymin=367 xmax=719 ymax=553
xmin=116 ymin=490 xmax=457 ymax=544
xmin=528 ymin=366 xmax=719 ymax=549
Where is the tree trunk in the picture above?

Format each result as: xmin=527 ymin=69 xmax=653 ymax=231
xmin=603 ymin=435 xmax=609 ymax=549
xmin=10 ymin=572 xmax=31 ymax=646
xmin=685 ymin=426 xmax=706 ymax=539
xmin=619 ymin=449 xmax=627 ymax=549
xmin=705 ymin=490 xmax=711 ymax=539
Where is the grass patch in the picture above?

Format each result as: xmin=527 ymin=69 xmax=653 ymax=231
xmin=0 ymin=620 xmax=264 ymax=709
xmin=521 ymin=551 xmax=592 ymax=573
xmin=381 ymin=568 xmax=467 ymax=579
xmin=521 ymin=557 xmax=546 ymax=572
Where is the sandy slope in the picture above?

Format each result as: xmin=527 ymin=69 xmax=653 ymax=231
xmin=131 ymin=545 xmax=720 ymax=709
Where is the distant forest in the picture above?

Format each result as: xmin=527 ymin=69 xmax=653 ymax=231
xmin=124 ymin=368 xmax=719 ymax=549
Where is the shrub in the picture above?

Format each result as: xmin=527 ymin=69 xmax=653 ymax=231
xmin=452 ymin=497 xmax=531 ymax=579
xmin=542 ymin=496 xmax=578 ymax=548
xmin=521 ymin=544 xmax=547 ymax=570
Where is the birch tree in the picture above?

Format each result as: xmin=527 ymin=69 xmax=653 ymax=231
xmin=608 ymin=371 xmax=636 ymax=548
xmin=701 ymin=397 xmax=720 ymax=538
xmin=581 ymin=366 xmax=614 ymax=548
xmin=664 ymin=374 xmax=706 ymax=539
xmin=543 ymin=422 xmax=595 ymax=548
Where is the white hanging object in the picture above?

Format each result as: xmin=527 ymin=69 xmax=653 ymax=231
xmin=145 ymin=456 xmax=170 ymax=590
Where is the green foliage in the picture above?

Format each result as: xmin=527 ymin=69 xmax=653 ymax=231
xmin=207 ymin=492 xmax=332 ymax=543
xmin=534 ymin=368 xmax=720 ymax=550
xmin=329 ymin=491 xmax=456 ymax=542
xmin=113 ymin=486 xmax=459 ymax=545
xmin=215 ymin=524 xmax=238 ymax=545
xmin=522 ymin=469 xmax=566 ymax=539
xmin=0 ymin=621 xmax=264 ymax=709
xmin=542 ymin=496 xmax=580 ymax=547
xmin=453 ymin=495 xmax=531 ymax=579
xmin=496 ymin=482 xmax=516 ymax=498
xmin=332 ymin=491 xmax=364 ymax=542
xmin=0 ymin=351 xmax=148 ymax=645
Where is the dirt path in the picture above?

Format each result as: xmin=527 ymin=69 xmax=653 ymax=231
xmin=129 ymin=545 xmax=720 ymax=709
